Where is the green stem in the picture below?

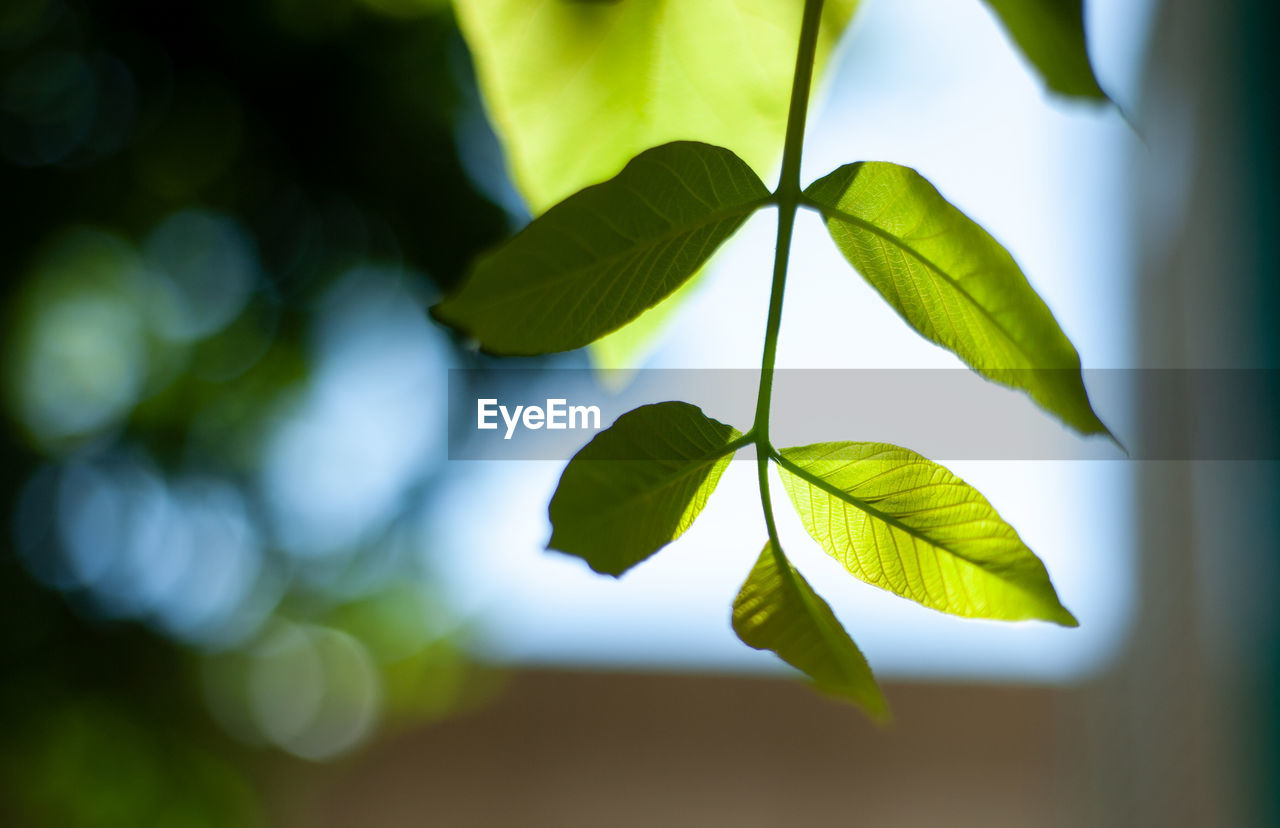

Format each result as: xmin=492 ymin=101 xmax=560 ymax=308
xmin=755 ymin=0 xmax=824 ymax=550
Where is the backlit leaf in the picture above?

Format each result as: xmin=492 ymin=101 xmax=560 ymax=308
xmin=776 ymin=442 xmax=1077 ymax=625
xmin=433 ymin=141 xmax=768 ymax=355
xmin=733 ymin=540 xmax=887 ymax=718
xmin=456 ymin=0 xmax=859 ymax=213
xmin=548 ymin=401 xmax=744 ymax=576
xmin=804 ymin=161 xmax=1112 ymax=439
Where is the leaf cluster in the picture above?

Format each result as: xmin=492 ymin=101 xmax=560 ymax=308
xmin=438 ymin=0 xmax=1114 ymax=717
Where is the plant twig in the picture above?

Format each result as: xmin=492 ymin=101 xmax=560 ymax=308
xmin=754 ymin=0 xmax=825 ymax=554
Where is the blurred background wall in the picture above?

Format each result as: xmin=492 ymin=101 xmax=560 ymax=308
xmin=1 ymin=0 xmax=1277 ymax=826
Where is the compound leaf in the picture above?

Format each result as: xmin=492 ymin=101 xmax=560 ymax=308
xmin=432 ymin=141 xmax=768 ymax=355
xmin=776 ymin=442 xmax=1077 ymax=625
xmin=980 ymin=0 xmax=1107 ymax=101
xmin=733 ymin=540 xmax=887 ymax=718
xmin=548 ymin=401 xmax=744 ymax=576
xmin=804 ymin=162 xmax=1112 ymax=439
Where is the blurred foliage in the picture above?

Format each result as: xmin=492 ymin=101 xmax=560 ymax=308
xmin=0 ymin=0 xmax=509 ymax=823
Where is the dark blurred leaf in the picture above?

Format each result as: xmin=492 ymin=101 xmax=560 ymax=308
xmin=980 ymin=0 xmax=1107 ymax=100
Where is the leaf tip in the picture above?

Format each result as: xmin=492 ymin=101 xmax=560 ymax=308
xmin=818 ymin=680 xmax=891 ymax=724
xmin=426 ymin=298 xmax=451 ymax=327
xmin=861 ymin=687 xmax=892 ymax=725
xmin=1078 ymin=409 xmax=1128 ymax=457
xmin=1046 ymin=82 xmax=1111 ymax=107
xmin=427 ymin=297 xmax=474 ymax=346
xmin=1054 ymin=605 xmax=1080 ymax=628
xmin=1105 ymin=427 xmax=1130 ymax=458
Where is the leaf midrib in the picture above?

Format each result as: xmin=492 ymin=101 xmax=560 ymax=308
xmin=773 ymin=450 xmax=1033 ymax=581
xmin=457 ymin=196 xmax=771 ymax=313
xmin=798 ymin=196 xmax=1047 ymax=371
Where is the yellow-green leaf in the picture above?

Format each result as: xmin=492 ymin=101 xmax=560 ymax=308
xmin=733 ymin=541 xmax=886 ymax=718
xmin=804 ymin=162 xmax=1112 ymax=439
xmin=455 ymin=0 xmax=859 ymax=213
xmin=776 ymin=442 xmax=1077 ymax=625
xmin=548 ymin=401 xmax=745 ymax=576
xmin=432 ymin=142 xmax=768 ymax=355
xmin=980 ymin=0 xmax=1107 ymax=101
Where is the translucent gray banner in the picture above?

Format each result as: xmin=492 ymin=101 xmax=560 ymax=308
xmin=446 ymin=369 xmax=1279 ymax=461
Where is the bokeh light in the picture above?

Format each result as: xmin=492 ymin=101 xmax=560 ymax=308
xmin=260 ymin=266 xmax=450 ymax=559
xmin=144 ymin=209 xmax=259 ymax=343
xmin=6 ymin=230 xmax=149 ymax=446
xmin=0 ymin=0 xmax=504 ymax=821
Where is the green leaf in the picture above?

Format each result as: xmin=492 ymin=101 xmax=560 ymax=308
xmin=432 ymin=142 xmax=769 ymax=355
xmin=775 ymin=442 xmax=1078 ymax=626
xmin=804 ymin=162 xmax=1112 ymax=439
xmin=548 ymin=401 xmax=745 ymax=576
xmin=733 ymin=541 xmax=887 ymax=718
xmin=586 ymin=274 xmax=699 ymax=373
xmin=455 ymin=0 xmax=859 ymax=214
xmin=980 ymin=0 xmax=1107 ymax=101
xmin=455 ymin=0 xmax=860 ymax=367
